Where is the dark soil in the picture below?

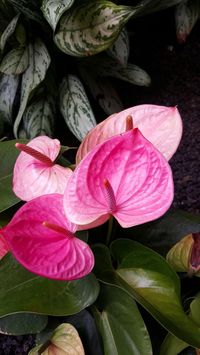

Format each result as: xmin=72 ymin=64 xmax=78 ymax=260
xmin=0 ymin=8 xmax=200 ymax=355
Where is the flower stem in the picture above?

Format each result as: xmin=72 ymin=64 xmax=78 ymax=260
xmin=106 ymin=216 xmax=114 ymax=246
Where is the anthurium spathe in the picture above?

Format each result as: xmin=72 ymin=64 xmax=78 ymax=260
xmin=64 ymin=128 xmax=174 ymax=228
xmin=13 ymin=136 xmax=72 ymax=201
xmin=0 ymin=235 xmax=9 ymax=260
xmin=0 ymin=194 xmax=94 ymax=280
xmin=76 ymin=104 xmax=182 ymax=164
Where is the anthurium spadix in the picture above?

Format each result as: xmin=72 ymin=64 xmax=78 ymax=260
xmin=64 ymin=128 xmax=174 ymax=228
xmin=0 ymin=194 xmax=94 ymax=280
xmin=13 ymin=136 xmax=72 ymax=201
xmin=76 ymin=104 xmax=183 ymax=164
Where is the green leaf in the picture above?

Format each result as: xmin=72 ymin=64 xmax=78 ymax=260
xmin=190 ymin=294 xmax=200 ymax=327
xmin=93 ymin=284 xmax=152 ymax=355
xmin=30 ymin=323 xmax=85 ymax=354
xmin=118 ymin=210 xmax=200 ymax=256
xmin=13 ymin=38 xmax=51 ymax=138
xmin=175 ymin=0 xmax=200 ymax=43
xmin=93 ymin=241 xmax=200 ymax=348
xmin=95 ymin=57 xmax=151 ymax=86
xmin=54 ymin=1 xmax=137 ymax=57
xmin=0 ymin=74 xmax=19 ymax=125
xmin=136 ymin=0 xmax=183 ymax=16
xmin=0 ymin=139 xmax=27 ymax=212
xmin=7 ymin=0 xmax=44 ymax=24
xmin=79 ymin=67 xmax=123 ymax=115
xmin=19 ymin=95 xmax=55 ymax=138
xmin=0 ymin=46 xmax=29 ymax=75
xmin=0 ymin=313 xmax=48 ymax=335
xmin=0 ymin=254 xmax=99 ymax=317
xmin=106 ymin=27 xmax=129 ymax=67
xmin=59 ymin=75 xmax=96 ymax=141
xmin=42 ymin=0 xmax=75 ymax=31
xmin=0 ymin=14 xmax=20 ymax=52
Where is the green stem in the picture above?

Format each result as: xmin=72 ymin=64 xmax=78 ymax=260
xmin=106 ymin=215 xmax=114 ymax=246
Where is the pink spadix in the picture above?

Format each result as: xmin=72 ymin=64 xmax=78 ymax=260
xmin=0 ymin=194 xmax=94 ymax=280
xmin=76 ymin=104 xmax=183 ymax=164
xmin=13 ymin=136 xmax=72 ymax=201
xmin=64 ymin=128 xmax=174 ymax=228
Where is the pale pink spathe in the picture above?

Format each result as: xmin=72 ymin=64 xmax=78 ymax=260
xmin=64 ymin=129 xmax=174 ymax=228
xmin=13 ymin=136 xmax=72 ymax=201
xmin=0 ymin=194 xmax=94 ymax=280
xmin=76 ymin=104 xmax=183 ymax=163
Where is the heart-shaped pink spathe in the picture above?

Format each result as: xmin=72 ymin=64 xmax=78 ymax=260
xmin=76 ymin=104 xmax=183 ymax=164
xmin=0 ymin=194 xmax=94 ymax=280
xmin=0 ymin=235 xmax=9 ymax=260
xmin=13 ymin=136 xmax=72 ymax=201
xmin=64 ymin=128 xmax=174 ymax=228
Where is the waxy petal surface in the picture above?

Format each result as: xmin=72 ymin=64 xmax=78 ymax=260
xmin=64 ymin=129 xmax=174 ymax=228
xmin=0 ymin=235 xmax=9 ymax=260
xmin=1 ymin=194 xmax=94 ymax=280
xmin=13 ymin=136 xmax=72 ymax=201
xmin=76 ymin=104 xmax=182 ymax=163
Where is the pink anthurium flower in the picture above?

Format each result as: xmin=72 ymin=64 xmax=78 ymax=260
xmin=64 ymin=128 xmax=174 ymax=228
xmin=0 ymin=235 xmax=9 ymax=260
xmin=0 ymin=194 xmax=94 ymax=280
xmin=13 ymin=136 xmax=72 ymax=201
xmin=76 ymin=104 xmax=182 ymax=164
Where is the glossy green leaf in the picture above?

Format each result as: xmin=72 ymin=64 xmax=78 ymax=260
xmin=0 ymin=254 xmax=99 ymax=317
xmin=118 ymin=210 xmax=200 ymax=256
xmin=59 ymin=75 xmax=96 ymax=141
xmin=54 ymin=1 xmax=137 ymax=57
xmin=93 ymin=284 xmax=152 ymax=355
xmin=190 ymin=294 xmax=200 ymax=327
xmin=19 ymin=95 xmax=55 ymax=138
xmin=93 ymin=241 xmax=200 ymax=348
xmin=0 ymin=313 xmax=48 ymax=335
xmin=30 ymin=323 xmax=85 ymax=354
xmin=106 ymin=27 xmax=129 ymax=67
xmin=0 ymin=74 xmax=19 ymax=125
xmin=79 ymin=67 xmax=123 ymax=115
xmin=0 ymin=140 xmax=26 ymax=212
xmin=175 ymin=0 xmax=200 ymax=43
xmin=0 ymin=14 xmax=20 ymax=52
xmin=42 ymin=0 xmax=75 ymax=31
xmin=96 ymin=57 xmax=151 ymax=86
xmin=0 ymin=46 xmax=28 ymax=75
xmin=13 ymin=38 xmax=51 ymax=138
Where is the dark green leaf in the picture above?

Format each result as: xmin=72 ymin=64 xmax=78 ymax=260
xmin=0 ymin=254 xmax=99 ymax=317
xmin=93 ymin=283 xmax=152 ymax=355
xmin=0 ymin=313 xmax=48 ymax=335
xmin=0 ymin=14 xmax=20 ymax=52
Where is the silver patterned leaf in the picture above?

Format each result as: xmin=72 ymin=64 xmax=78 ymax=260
xmin=175 ymin=0 xmax=200 ymax=43
xmin=79 ymin=67 xmax=123 ymax=115
xmin=92 ymin=57 xmax=151 ymax=86
xmin=106 ymin=27 xmax=129 ymax=67
xmin=0 ymin=46 xmax=29 ymax=75
xmin=59 ymin=75 xmax=96 ymax=141
xmin=0 ymin=74 xmax=19 ymax=125
xmin=0 ymin=14 xmax=20 ymax=52
xmin=13 ymin=38 xmax=51 ymax=138
xmin=19 ymin=95 xmax=55 ymax=139
xmin=41 ymin=0 xmax=75 ymax=31
xmin=54 ymin=1 xmax=137 ymax=57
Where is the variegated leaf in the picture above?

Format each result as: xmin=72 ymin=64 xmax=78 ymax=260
xmin=54 ymin=1 xmax=137 ymax=57
xmin=59 ymin=75 xmax=96 ymax=141
xmin=175 ymin=0 xmax=200 ymax=43
xmin=0 ymin=46 xmax=28 ymax=75
xmin=106 ymin=27 xmax=129 ymax=67
xmin=19 ymin=95 xmax=55 ymax=138
xmin=79 ymin=67 xmax=123 ymax=115
xmin=42 ymin=0 xmax=75 ymax=31
xmin=95 ymin=58 xmax=151 ymax=86
xmin=7 ymin=0 xmax=43 ymax=24
xmin=0 ymin=14 xmax=20 ymax=52
xmin=13 ymin=38 xmax=51 ymax=138
xmin=0 ymin=74 xmax=19 ymax=125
